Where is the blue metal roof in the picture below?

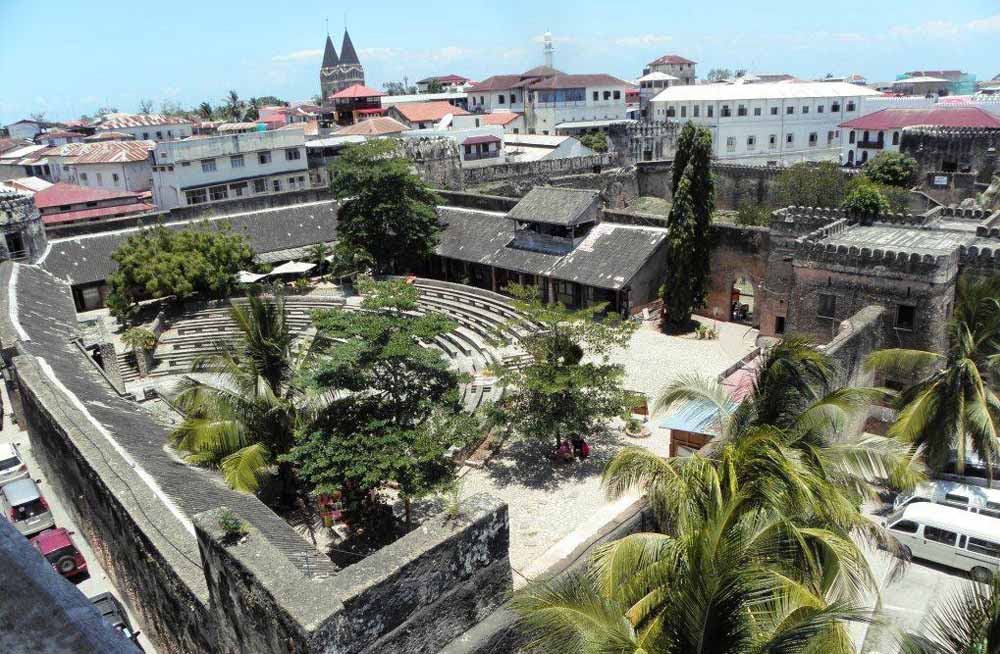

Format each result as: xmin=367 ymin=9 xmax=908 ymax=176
xmin=657 ymin=401 xmax=723 ymax=436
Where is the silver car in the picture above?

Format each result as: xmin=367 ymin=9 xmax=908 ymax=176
xmin=1 ymin=478 xmax=56 ymax=537
xmin=0 ymin=443 xmax=29 ymax=487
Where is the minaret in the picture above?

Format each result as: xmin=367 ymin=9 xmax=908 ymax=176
xmin=543 ymin=31 xmax=554 ymax=69
xmin=319 ymin=33 xmax=340 ymax=101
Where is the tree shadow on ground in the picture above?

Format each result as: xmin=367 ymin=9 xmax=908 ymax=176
xmin=476 ymin=425 xmax=626 ymax=491
xmin=659 ymin=317 xmax=701 ymax=337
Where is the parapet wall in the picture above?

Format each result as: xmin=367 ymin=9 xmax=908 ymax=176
xmin=821 ymin=305 xmax=886 ymax=389
xmin=463 ymin=153 xmax=618 ymax=187
xmin=901 ymin=126 xmax=1000 ymax=184
xmin=637 ymin=160 xmax=784 ymax=210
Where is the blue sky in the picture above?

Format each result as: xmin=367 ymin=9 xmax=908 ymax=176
xmin=2 ymin=0 xmax=998 ymax=125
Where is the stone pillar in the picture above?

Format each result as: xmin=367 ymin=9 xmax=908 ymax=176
xmin=98 ymin=342 xmax=124 ymax=392
xmin=135 ymin=349 xmax=153 ymax=378
xmin=490 ymin=266 xmax=497 ymax=292
xmin=548 ymin=277 xmax=557 ymax=305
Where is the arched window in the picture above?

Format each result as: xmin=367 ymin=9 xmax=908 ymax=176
xmin=892 ymin=131 xmax=900 ymax=145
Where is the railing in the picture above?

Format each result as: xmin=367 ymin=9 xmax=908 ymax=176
xmin=856 ymin=140 xmax=884 ymax=149
xmin=464 ymin=151 xmax=501 ymax=161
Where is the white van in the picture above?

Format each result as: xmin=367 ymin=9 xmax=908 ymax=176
xmin=894 ymin=480 xmax=1000 ymax=519
xmin=884 ymin=502 xmax=1000 ymax=582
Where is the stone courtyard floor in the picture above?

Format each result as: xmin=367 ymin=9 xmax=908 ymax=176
xmin=460 ymin=316 xmax=759 ymax=583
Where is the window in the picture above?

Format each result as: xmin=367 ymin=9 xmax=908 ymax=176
xmin=896 ymin=305 xmax=916 ymax=330
xmin=890 ymin=520 xmax=919 ymax=534
xmin=666 ymin=107 xmax=676 ymax=117
xmin=680 ymin=106 xmax=687 ymax=118
xmin=809 ymin=132 xmax=818 ymax=146
xmin=603 ymin=91 xmax=611 ymax=100
xmin=831 ymin=101 xmax=841 ymax=112
xmin=774 ymin=316 xmax=786 ymax=334
xmin=142 ymin=132 xmax=149 ymax=139
xmin=786 ymin=106 xmax=794 ymax=115
xmin=893 ymin=131 xmax=900 ymax=145
xmin=479 ymin=96 xmax=484 ymax=105
xmin=253 ymin=179 xmax=267 ymax=194
xmin=924 ymin=526 xmax=958 ymax=546
xmin=721 ymin=105 xmax=731 ymax=117
xmin=753 ymin=107 xmax=761 ymax=116
xmin=802 ymin=105 xmax=809 ymax=114
xmin=786 ymin=133 xmax=794 ymax=144
xmin=510 ymin=94 xmax=516 ymax=103
xmin=846 ymin=101 xmax=856 ymax=112
xmin=185 ymin=188 xmax=208 ymax=205
xmin=79 ymin=172 xmax=88 ymax=184
xmin=181 ymin=161 xmax=190 ymax=166
xmin=769 ymin=134 xmax=777 ymax=149
xmin=849 ymin=131 xmax=856 ymax=144
xmin=707 ymin=105 xmax=714 ymax=118
xmin=258 ymin=151 xmax=271 ymax=165
xmin=818 ymin=293 xmax=836 ymax=318
xmin=231 ymin=154 xmax=244 ymax=168
xmin=112 ymin=173 xmax=120 ymax=185
xmin=230 ymin=182 xmax=247 ymax=197
xmin=693 ymin=105 xmax=700 ymax=117
xmin=201 ymin=159 xmax=216 ymax=172
xmin=498 ymin=94 xmax=505 ymax=105
xmin=944 ymin=492 xmax=969 ymax=507
xmin=593 ymin=91 xmax=599 ymax=101
xmin=96 ymin=172 xmax=103 ymax=185
xmin=726 ymin=136 xmax=736 ymax=152
xmin=613 ymin=90 xmax=621 ymax=100
xmin=968 ymin=538 xmax=1000 ymax=558
xmin=770 ymin=106 xmax=778 ymax=115
xmin=827 ymin=130 xmax=835 ymax=144
xmin=272 ymin=179 xmax=282 ymax=192
xmin=156 ymin=131 xmax=163 ymax=139
xmin=285 ymin=148 xmax=301 ymax=161
xmin=168 ymin=130 xmax=173 ymax=138
xmin=737 ymin=104 xmax=747 ymax=117
xmin=62 ymin=165 xmax=69 ymax=171
xmin=747 ymin=135 xmax=756 ymax=149
xmin=209 ymin=185 xmax=228 ymax=201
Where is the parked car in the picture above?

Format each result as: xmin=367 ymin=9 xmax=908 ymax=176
xmin=30 ymin=527 xmax=88 ymax=579
xmin=0 ymin=442 xmax=29 ymax=486
xmin=0 ymin=477 xmax=55 ymax=536
xmin=894 ymin=480 xmax=1000 ymax=519
xmin=90 ymin=592 xmax=144 ymax=652
xmin=883 ymin=502 xmax=1000 ymax=582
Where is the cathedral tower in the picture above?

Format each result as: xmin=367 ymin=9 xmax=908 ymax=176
xmin=319 ymin=34 xmax=340 ymax=101
xmin=319 ymin=30 xmax=366 ymax=101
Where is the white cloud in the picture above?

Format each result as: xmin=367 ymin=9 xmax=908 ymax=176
xmin=888 ymin=20 xmax=959 ymax=38
xmin=831 ymin=32 xmax=864 ymax=43
xmin=271 ymin=48 xmax=322 ymax=62
xmin=611 ymin=34 xmax=672 ymax=48
xmin=967 ymin=14 xmax=1000 ymax=32
xmin=360 ymin=46 xmax=471 ymax=64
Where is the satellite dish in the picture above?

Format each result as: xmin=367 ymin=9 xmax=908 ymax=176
xmin=435 ymin=113 xmax=454 ymax=130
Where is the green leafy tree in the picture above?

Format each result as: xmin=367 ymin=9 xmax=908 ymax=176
xmin=841 ymin=180 xmax=890 ymax=216
xmin=121 ymin=327 xmax=156 ymax=352
xmin=159 ymin=100 xmax=186 ymax=117
xmin=426 ymin=79 xmax=444 ymax=93
xmin=170 ymin=292 xmax=310 ymax=493
xmin=255 ymin=96 xmax=287 ymax=107
xmin=307 ymin=243 xmax=330 ymax=275
xmin=734 ymin=203 xmax=771 ymax=226
xmin=661 ymin=122 xmax=714 ymax=328
xmin=331 ymin=139 xmax=442 ymax=273
xmin=705 ymin=68 xmax=732 ymax=82
xmin=284 ymin=278 xmax=470 ymax=526
xmin=383 ymin=81 xmax=416 ymax=95
xmin=902 ymin=573 xmax=1000 ymax=653
xmin=865 ymin=275 xmax=1000 ymax=478
xmin=496 ymin=283 xmax=636 ymax=451
xmin=775 ymin=161 xmax=851 ymax=208
xmin=578 ymin=132 xmax=608 ymax=153
xmin=106 ymin=224 xmax=254 ymax=321
xmin=863 ymin=151 xmax=920 ymax=188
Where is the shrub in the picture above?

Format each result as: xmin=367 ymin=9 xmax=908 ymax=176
xmin=862 ymin=151 xmax=920 ymax=188
xmin=121 ymin=327 xmax=156 ymax=352
xmin=579 ymin=131 xmax=609 ymax=153
xmin=695 ymin=324 xmax=719 ymax=340
xmin=841 ymin=182 xmax=890 ymax=217
xmin=775 ymin=161 xmax=850 ymax=208
xmin=734 ymin=204 xmax=771 ymax=226
xmin=218 ymin=510 xmax=247 ymax=542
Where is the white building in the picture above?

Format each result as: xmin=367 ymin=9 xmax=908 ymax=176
xmin=149 ymin=129 xmax=311 ymax=210
xmin=92 ymin=113 xmax=194 ymax=142
xmin=36 ymin=130 xmax=85 ymax=147
xmin=49 ymin=141 xmax=156 ymax=192
xmin=504 ymin=134 xmax=595 ymax=162
xmin=642 ymin=55 xmax=696 ymax=85
xmin=452 ymin=111 xmax=525 ymax=134
xmin=466 ymin=69 xmax=629 ymax=136
xmin=4 ymin=120 xmax=42 ymax=141
xmin=650 ymin=81 xmax=882 ymax=164
xmin=415 ymin=75 xmax=473 ymax=94
xmin=401 ymin=126 xmax=505 ymax=168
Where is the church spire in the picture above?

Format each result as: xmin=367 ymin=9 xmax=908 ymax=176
xmin=322 ymin=33 xmax=339 ymax=68
xmin=340 ymin=30 xmax=360 ymax=65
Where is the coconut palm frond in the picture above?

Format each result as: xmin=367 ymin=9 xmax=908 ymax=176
xmin=220 ymin=442 xmax=271 ymax=493
xmin=863 ymin=348 xmax=943 ymax=378
xmin=902 ymin=574 xmax=1000 ymax=654
xmin=653 ymin=374 xmax=735 ymax=425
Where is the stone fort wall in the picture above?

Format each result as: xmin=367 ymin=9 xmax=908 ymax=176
xmin=636 ymin=160 xmax=784 ymax=210
xmin=901 ymin=126 xmax=1000 ymax=184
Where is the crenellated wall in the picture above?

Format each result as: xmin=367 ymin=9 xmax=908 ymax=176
xmin=901 ymin=126 xmax=1000 ymax=185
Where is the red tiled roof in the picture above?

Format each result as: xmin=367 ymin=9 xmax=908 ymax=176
xmin=42 ymin=202 xmax=156 ymax=226
xmin=391 ymin=101 xmax=470 ymax=123
xmin=481 ymin=113 xmax=522 ymax=126
xmin=331 ymin=84 xmax=387 ymax=99
xmin=418 ymin=74 xmax=470 ymax=84
xmin=33 ymin=182 xmax=146 ymax=209
xmin=37 ymin=131 xmax=81 ymax=140
xmin=528 ymin=74 xmax=628 ymax=90
xmin=461 ymin=135 xmax=501 ymax=145
xmin=466 ymin=75 xmax=525 ymax=92
xmin=68 ymin=140 xmax=155 ymax=164
xmin=840 ymin=106 xmax=1000 ymax=130
xmin=356 ymin=107 xmax=387 ymax=115
xmin=648 ymin=54 xmax=696 ymax=66
xmin=335 ymin=117 xmax=409 ymax=136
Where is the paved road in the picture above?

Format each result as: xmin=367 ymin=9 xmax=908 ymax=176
xmin=1 ymin=385 xmax=157 ymax=654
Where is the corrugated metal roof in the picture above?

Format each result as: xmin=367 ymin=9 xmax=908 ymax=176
xmin=68 ymin=140 xmax=155 ymax=164
xmin=95 ymin=113 xmax=192 ymax=129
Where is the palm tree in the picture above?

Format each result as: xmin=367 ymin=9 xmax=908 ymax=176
xmin=513 ymin=491 xmax=874 ymax=654
xmin=198 ymin=102 xmax=214 ymax=120
xmin=865 ymin=275 xmax=1000 ymax=478
xmin=902 ymin=574 xmax=1000 ymax=654
xmin=222 ymin=90 xmax=245 ymax=121
xmin=308 ymin=243 xmax=330 ymax=276
xmin=169 ymin=292 xmax=311 ymax=493
xmin=245 ymin=97 xmax=261 ymax=121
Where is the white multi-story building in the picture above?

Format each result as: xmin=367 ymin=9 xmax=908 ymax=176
xmin=150 ymin=129 xmax=311 ymax=210
xmin=92 ymin=113 xmax=194 ymax=142
xmin=650 ymin=81 xmax=882 ymax=164
xmin=49 ymin=141 xmax=156 ymax=192
xmin=466 ymin=69 xmax=629 ymax=136
xmin=642 ymin=55 xmax=696 ymax=85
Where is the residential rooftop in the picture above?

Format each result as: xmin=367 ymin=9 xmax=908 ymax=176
xmin=652 ymin=81 xmax=883 ymax=102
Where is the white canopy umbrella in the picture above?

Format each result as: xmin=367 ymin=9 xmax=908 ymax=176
xmin=236 ymin=270 xmax=267 ymax=283
xmin=267 ymin=261 xmax=316 ymax=276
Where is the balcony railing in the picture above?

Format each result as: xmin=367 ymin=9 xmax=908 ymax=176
xmin=464 ymin=151 xmax=501 ymax=161
xmin=856 ymin=140 xmax=884 ymax=149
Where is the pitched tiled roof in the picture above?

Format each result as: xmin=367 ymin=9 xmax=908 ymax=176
xmin=64 ymin=140 xmax=155 ymax=164
xmin=33 ymin=183 xmax=146 ymax=209
xmin=42 ymin=202 xmax=156 ymax=226
xmin=41 ymin=200 xmax=339 ymax=285
xmin=334 ymin=117 xmax=408 ymax=136
xmin=340 ymin=30 xmax=360 ymax=65
xmin=840 ymin=106 xmax=1000 ymax=130
xmin=481 ymin=112 xmax=522 ymax=126
xmin=461 ymin=135 xmax=501 ymax=146
xmin=648 ymin=54 xmax=696 ymax=66
xmin=95 ymin=113 xmax=192 ymax=129
xmin=418 ymin=74 xmax=470 ymax=84
xmin=521 ymin=65 xmax=564 ymax=78
xmin=321 ymin=34 xmax=339 ymax=68
xmin=466 ymin=75 xmax=526 ymax=92
xmin=508 ymin=187 xmax=599 ymax=226
xmin=330 ymin=84 xmax=386 ymax=99
xmin=392 ymin=101 xmax=470 ymax=123
xmin=528 ymin=74 xmax=628 ymax=90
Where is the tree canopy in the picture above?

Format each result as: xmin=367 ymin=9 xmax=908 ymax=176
xmin=661 ymin=122 xmax=714 ymax=328
xmin=841 ymin=180 xmax=890 ymax=217
xmin=775 ymin=161 xmax=851 ymax=208
xmin=578 ymin=132 xmax=608 ymax=153
xmin=331 ymin=139 xmax=442 ymax=273
xmin=862 ymin=151 xmax=920 ymax=188
xmin=495 ymin=284 xmax=636 ymax=450
xmin=106 ymin=224 xmax=254 ymax=321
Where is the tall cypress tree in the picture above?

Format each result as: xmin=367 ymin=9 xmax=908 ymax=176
xmin=661 ymin=123 xmax=715 ymax=329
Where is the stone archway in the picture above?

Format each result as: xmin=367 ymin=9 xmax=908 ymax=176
xmin=729 ymin=275 xmax=757 ymax=326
